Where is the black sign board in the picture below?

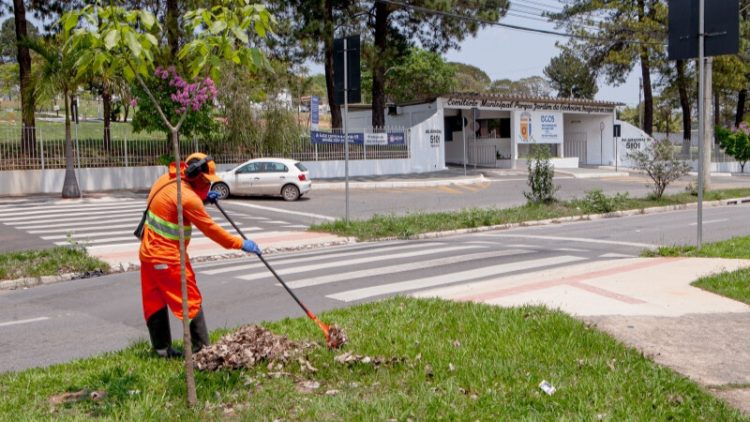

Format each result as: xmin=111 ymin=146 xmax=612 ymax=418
xmin=333 ymin=35 xmax=361 ymax=104
xmin=668 ymin=0 xmax=739 ymax=60
xmin=613 ymin=124 xmax=621 ymax=138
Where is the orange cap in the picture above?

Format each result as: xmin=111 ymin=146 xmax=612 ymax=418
xmin=185 ymin=152 xmax=221 ymax=183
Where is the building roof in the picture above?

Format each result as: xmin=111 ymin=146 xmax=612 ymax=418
xmin=344 ymin=92 xmax=624 ymax=110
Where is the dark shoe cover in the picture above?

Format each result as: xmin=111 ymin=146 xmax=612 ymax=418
xmin=190 ymin=309 xmax=210 ymax=353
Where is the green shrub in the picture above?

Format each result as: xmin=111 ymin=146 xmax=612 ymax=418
xmin=523 ymin=145 xmax=559 ymax=204
xmin=576 ymin=189 xmax=629 ymax=214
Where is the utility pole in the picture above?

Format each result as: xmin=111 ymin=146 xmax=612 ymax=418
xmin=703 ymin=57 xmax=713 ymax=192
xmin=697 ymin=0 xmax=705 ymax=249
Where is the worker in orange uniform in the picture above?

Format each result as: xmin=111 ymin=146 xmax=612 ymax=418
xmin=139 ymin=152 xmax=262 ymax=358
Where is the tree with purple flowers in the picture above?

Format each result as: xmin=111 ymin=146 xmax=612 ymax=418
xmin=63 ymin=1 xmax=272 ymax=407
xmin=131 ymin=66 xmax=219 ymax=144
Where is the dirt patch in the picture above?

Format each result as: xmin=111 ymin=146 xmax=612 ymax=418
xmin=195 ymin=325 xmax=315 ymax=371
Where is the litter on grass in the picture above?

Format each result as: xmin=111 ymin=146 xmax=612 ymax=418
xmin=195 ymin=325 xmax=314 ymax=371
xmin=49 ymin=389 xmax=107 ymax=405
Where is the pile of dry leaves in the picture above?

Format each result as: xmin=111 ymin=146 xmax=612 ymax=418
xmin=194 ymin=324 xmax=314 ymax=371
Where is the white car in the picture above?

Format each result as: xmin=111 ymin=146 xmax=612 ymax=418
xmin=211 ymin=158 xmax=312 ymax=201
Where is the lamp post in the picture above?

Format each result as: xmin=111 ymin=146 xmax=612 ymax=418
xmin=599 ymin=122 xmax=604 ymax=166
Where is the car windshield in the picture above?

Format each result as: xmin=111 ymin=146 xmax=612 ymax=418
xmin=295 ymin=162 xmax=307 ymax=172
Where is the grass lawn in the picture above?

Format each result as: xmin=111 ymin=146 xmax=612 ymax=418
xmin=0 ymin=246 xmax=109 ymax=280
xmin=0 ymin=297 xmax=743 ymax=421
xmin=0 ymin=120 xmax=164 ymax=142
xmin=311 ymin=189 xmax=750 ymax=241
xmin=644 ymin=235 xmax=750 ymax=305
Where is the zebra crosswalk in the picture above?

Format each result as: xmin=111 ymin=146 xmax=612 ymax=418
xmin=0 ymin=197 xmax=311 ymax=250
xmin=194 ymin=239 xmax=617 ymax=305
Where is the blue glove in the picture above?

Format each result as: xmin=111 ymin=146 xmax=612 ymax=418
xmin=206 ymin=191 xmax=220 ymax=204
xmin=242 ymin=239 xmax=262 ymax=255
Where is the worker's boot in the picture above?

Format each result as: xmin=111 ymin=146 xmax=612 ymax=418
xmin=146 ymin=307 xmax=182 ymax=358
xmin=190 ymin=308 xmax=210 ymax=353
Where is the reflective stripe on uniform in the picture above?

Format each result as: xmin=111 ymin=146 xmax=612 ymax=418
xmin=145 ymin=210 xmax=192 ymax=241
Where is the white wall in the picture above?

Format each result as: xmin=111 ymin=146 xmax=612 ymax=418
xmin=564 ymin=113 xmax=615 ymax=165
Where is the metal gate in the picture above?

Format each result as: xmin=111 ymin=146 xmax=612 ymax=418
xmin=564 ymin=132 xmax=587 ymax=165
xmin=468 ymin=142 xmax=497 ymax=167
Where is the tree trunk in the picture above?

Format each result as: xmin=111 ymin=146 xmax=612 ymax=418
xmin=166 ymin=0 xmax=180 ymax=62
xmin=62 ymin=93 xmax=80 ymax=198
xmin=637 ymin=0 xmax=653 ymax=135
xmin=676 ymin=60 xmax=692 ymax=155
xmin=323 ymin=0 xmax=341 ymax=129
xmin=736 ymin=88 xmax=747 ymax=127
xmin=171 ymin=127 xmax=197 ymax=407
xmin=124 ymin=103 xmax=130 ymax=122
xmin=102 ymin=85 xmax=112 ymax=151
xmin=371 ymin=1 xmax=391 ymax=129
xmin=14 ymin=0 xmax=35 ymax=153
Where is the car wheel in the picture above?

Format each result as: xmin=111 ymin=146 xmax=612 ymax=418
xmin=281 ymin=184 xmax=300 ymax=201
xmin=211 ymin=182 xmax=230 ymax=200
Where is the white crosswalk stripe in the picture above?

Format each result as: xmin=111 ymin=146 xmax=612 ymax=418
xmin=195 ymin=241 xmax=593 ymax=305
xmin=285 ymin=249 xmax=530 ymax=289
xmin=0 ymin=197 xmax=294 ymax=250
xmin=327 ymin=255 xmax=585 ymax=302
xmin=235 ymin=245 xmax=480 ymax=282
xmin=200 ymin=242 xmax=442 ymax=275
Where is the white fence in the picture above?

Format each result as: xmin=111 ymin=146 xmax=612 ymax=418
xmin=0 ymin=125 xmax=410 ymax=171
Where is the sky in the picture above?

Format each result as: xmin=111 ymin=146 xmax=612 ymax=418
xmin=307 ymin=4 xmax=643 ymax=107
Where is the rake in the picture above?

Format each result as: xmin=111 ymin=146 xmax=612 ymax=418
xmin=213 ymin=201 xmax=346 ymax=349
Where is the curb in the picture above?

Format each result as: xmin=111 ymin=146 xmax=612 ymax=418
xmin=0 ymin=273 xmax=78 ymax=290
xmin=313 ymin=174 xmax=486 ymax=191
xmin=352 ymin=196 xmax=750 ymax=244
xmin=0 ymin=239 xmax=355 ymax=291
xmin=554 ymin=169 xmax=630 ymax=179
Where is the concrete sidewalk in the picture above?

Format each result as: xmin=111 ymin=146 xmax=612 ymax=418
xmin=414 ymin=257 xmax=750 ymax=414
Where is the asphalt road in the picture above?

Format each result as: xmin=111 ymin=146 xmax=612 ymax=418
xmin=1 ymin=202 xmax=748 ymax=373
xmin=239 ymin=172 xmax=750 ymax=221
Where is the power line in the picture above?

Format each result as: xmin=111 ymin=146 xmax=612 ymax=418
xmin=378 ymin=0 xmax=664 ymax=46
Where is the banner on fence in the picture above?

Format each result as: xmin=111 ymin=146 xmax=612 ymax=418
xmin=310 ymin=131 xmax=364 ymax=144
xmin=311 ymin=130 xmax=405 ymax=145
xmin=364 ymin=133 xmax=387 ymax=145
xmin=388 ymin=132 xmax=405 ymax=145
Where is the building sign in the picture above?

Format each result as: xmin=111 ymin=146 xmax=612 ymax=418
xmin=513 ymin=110 xmax=562 ymax=144
xmin=426 ymin=129 xmax=442 ymax=148
xmin=311 ymin=131 xmax=405 ymax=145
xmin=311 ymin=96 xmax=319 ymax=130
xmin=364 ymin=133 xmax=387 ymax=145
xmin=443 ymin=97 xmax=614 ymax=114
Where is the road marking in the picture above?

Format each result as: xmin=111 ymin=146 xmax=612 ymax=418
xmin=0 ymin=316 xmax=50 ymax=328
xmin=18 ymin=218 xmax=140 ymax=230
xmin=599 ymin=253 xmax=634 ymax=258
xmin=554 ymin=248 xmax=590 ymax=252
xmin=266 ymin=221 xmax=292 ymax=224
xmin=0 ymin=209 xmax=141 ymax=223
xmin=41 ymin=222 xmax=248 ymax=240
xmin=328 ymin=255 xmax=585 ymax=302
xmin=237 ymin=245 xmax=480 ymax=282
xmin=286 ymin=249 xmax=530 ymax=289
xmin=0 ymin=203 xmax=143 ymax=217
xmin=688 ymin=219 xmax=728 ymax=226
xmin=481 ymin=233 xmax=655 ymax=248
xmin=223 ymin=201 xmax=336 ymax=221
xmin=437 ymin=186 xmax=463 ymax=194
xmin=284 ymin=225 xmax=309 ymax=229
xmin=201 ymin=242 xmax=446 ymax=275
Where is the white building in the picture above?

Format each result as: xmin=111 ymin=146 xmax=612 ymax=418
xmin=343 ymin=93 xmax=649 ymax=173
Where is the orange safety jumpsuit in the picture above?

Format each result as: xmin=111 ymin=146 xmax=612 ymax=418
xmin=139 ymin=163 xmax=243 ymax=321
